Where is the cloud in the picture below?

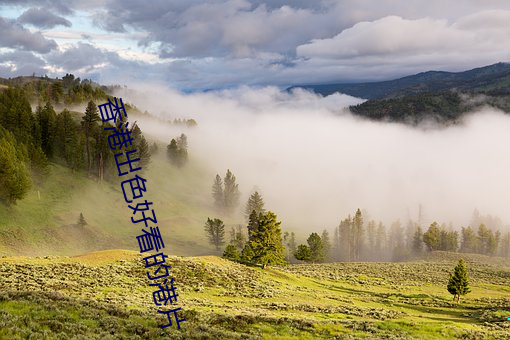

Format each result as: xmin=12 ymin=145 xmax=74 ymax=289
xmin=295 ymin=11 xmax=510 ymax=81
xmin=0 ymin=0 xmax=74 ymax=15
xmin=0 ymin=16 xmax=57 ymax=53
xmin=4 ymin=1 xmax=510 ymax=88
xmin=18 ymin=7 xmax=72 ymax=29
xmin=46 ymin=42 xmax=109 ymax=72
xmin=297 ymin=12 xmax=510 ymax=59
xmin=0 ymin=50 xmax=47 ymax=76
xmin=117 ymin=85 xmax=510 ymax=231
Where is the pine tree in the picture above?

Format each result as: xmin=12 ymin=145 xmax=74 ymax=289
xmin=307 ymin=232 xmax=325 ymax=263
xmin=240 ymin=243 xmax=255 ymax=264
xmin=223 ymin=169 xmax=240 ymax=214
xmin=36 ymin=102 xmax=57 ymax=158
xmin=338 ymin=216 xmax=352 ymax=261
xmin=229 ymin=225 xmax=246 ymax=251
xmin=500 ymin=232 xmax=510 ymax=258
xmin=131 ymin=123 xmax=151 ymax=170
xmin=78 ymin=212 xmax=87 ymax=226
xmin=150 ymin=141 xmax=159 ymax=155
xmin=447 ymin=259 xmax=471 ymax=303
xmin=412 ymin=226 xmax=423 ymax=254
xmin=245 ymin=211 xmax=286 ymax=268
xmin=352 ymin=209 xmax=364 ymax=261
xmin=376 ymin=222 xmax=387 ymax=259
xmin=321 ymin=230 xmax=331 ymax=262
xmin=204 ymin=218 xmax=225 ymax=251
xmin=333 ymin=227 xmax=341 ymax=261
xmin=223 ymin=244 xmax=240 ymax=262
xmin=0 ymin=130 xmax=31 ymax=205
xmin=247 ymin=209 xmax=260 ymax=240
xmin=81 ymin=100 xmax=99 ymax=173
xmin=212 ymin=174 xmax=224 ymax=211
xmin=294 ymin=244 xmax=312 ymax=262
xmin=245 ymin=191 xmax=265 ymax=220
xmin=460 ymin=226 xmax=478 ymax=253
xmin=423 ymin=222 xmax=441 ymax=251
xmin=366 ymin=220 xmax=377 ymax=259
xmin=283 ymin=231 xmax=297 ymax=262
xmin=166 ymin=134 xmax=188 ymax=167
xmin=55 ymin=109 xmax=80 ymax=168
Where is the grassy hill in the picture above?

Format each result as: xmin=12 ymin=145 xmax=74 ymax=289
xmin=0 ymin=150 xmax=227 ymax=257
xmin=0 ymin=250 xmax=509 ymax=339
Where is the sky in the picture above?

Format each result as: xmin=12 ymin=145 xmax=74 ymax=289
xmin=1 ymin=0 xmax=510 ymax=90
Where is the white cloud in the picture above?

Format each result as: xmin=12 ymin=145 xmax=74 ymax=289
xmin=118 ymin=85 xmax=510 ymax=231
xmin=297 ymin=12 xmax=510 ymax=67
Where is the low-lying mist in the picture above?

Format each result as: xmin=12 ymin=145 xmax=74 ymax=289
xmin=118 ymin=85 xmax=510 ymax=232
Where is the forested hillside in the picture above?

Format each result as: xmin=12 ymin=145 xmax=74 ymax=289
xmin=290 ymin=63 xmax=510 ymax=124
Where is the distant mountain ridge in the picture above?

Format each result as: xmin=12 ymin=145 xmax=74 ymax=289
xmin=289 ymin=62 xmax=510 ymax=100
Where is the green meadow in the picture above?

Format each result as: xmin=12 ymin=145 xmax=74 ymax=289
xmin=0 ymin=250 xmax=509 ymax=339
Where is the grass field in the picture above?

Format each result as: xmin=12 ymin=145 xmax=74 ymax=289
xmin=0 ymin=151 xmax=228 ymax=257
xmin=0 ymin=250 xmax=509 ymax=339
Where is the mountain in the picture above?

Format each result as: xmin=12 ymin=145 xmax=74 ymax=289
xmin=289 ymin=62 xmax=510 ymax=100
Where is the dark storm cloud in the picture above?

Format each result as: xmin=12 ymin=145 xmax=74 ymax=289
xmin=0 ymin=16 xmax=57 ymax=53
xmin=18 ymin=7 xmax=72 ymax=29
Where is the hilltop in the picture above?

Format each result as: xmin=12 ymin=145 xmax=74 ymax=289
xmin=290 ymin=63 xmax=510 ymax=124
xmin=289 ymin=63 xmax=510 ymax=100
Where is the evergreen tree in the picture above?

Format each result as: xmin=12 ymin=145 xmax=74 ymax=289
xmin=229 ymin=225 xmax=246 ymax=251
xmin=223 ymin=244 xmax=240 ymax=262
xmin=460 ymin=226 xmax=478 ymax=253
xmin=204 ymin=218 xmax=225 ymax=251
xmin=245 ymin=211 xmax=286 ymax=268
xmin=81 ymin=100 xmax=99 ymax=173
xmin=131 ymin=123 xmax=151 ymax=170
xmin=321 ymin=229 xmax=331 ymax=262
xmin=444 ymin=230 xmax=459 ymax=252
xmin=247 ymin=210 xmax=260 ymax=241
xmin=223 ymin=169 xmax=240 ymax=214
xmin=283 ymin=231 xmax=297 ymax=262
xmin=240 ymin=243 xmax=255 ymax=264
xmin=412 ymin=226 xmax=423 ymax=254
xmin=55 ymin=109 xmax=80 ymax=168
xmin=294 ymin=244 xmax=312 ymax=262
xmin=166 ymin=134 xmax=188 ymax=167
xmin=212 ymin=174 xmax=224 ymax=211
xmin=332 ymin=227 xmax=341 ymax=261
xmin=307 ymin=232 xmax=325 ymax=263
xmin=245 ymin=191 xmax=265 ymax=220
xmin=0 ymin=87 xmax=33 ymax=145
xmin=338 ymin=216 xmax=352 ymax=261
xmin=500 ymin=232 xmax=510 ymax=258
xmin=366 ymin=220 xmax=377 ymax=259
xmin=0 ymin=130 xmax=31 ymax=205
xmin=423 ymin=222 xmax=441 ymax=251
xmin=477 ymin=224 xmax=498 ymax=255
xmin=375 ymin=222 xmax=387 ymax=257
xmin=150 ymin=141 xmax=159 ymax=155
xmin=36 ymin=102 xmax=57 ymax=158
xmin=447 ymin=259 xmax=471 ymax=303
xmin=352 ymin=209 xmax=364 ymax=261
xmin=78 ymin=212 xmax=87 ymax=226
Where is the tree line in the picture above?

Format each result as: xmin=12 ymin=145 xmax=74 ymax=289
xmin=0 ymin=85 xmax=151 ymax=205
xmin=298 ymin=210 xmax=510 ymax=263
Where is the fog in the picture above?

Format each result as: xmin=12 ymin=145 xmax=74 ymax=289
xmin=117 ymin=85 xmax=510 ymax=232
